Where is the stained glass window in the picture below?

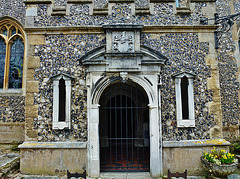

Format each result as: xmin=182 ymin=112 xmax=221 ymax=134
xmin=9 ymin=37 xmax=24 ymax=88
xmin=10 ymin=27 xmax=16 ymax=36
xmin=0 ymin=37 xmax=6 ymax=88
xmin=0 ymin=20 xmax=25 ymax=90
xmin=2 ymin=26 xmax=7 ymax=36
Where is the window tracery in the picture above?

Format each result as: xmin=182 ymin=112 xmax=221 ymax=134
xmin=0 ymin=20 xmax=24 ymax=90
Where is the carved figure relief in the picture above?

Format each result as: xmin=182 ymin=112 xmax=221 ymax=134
xmin=112 ymin=31 xmax=134 ymax=53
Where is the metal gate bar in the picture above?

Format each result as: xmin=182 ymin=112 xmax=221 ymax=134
xmin=100 ymin=83 xmax=150 ymax=172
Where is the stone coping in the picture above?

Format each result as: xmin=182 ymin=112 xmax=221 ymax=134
xmin=18 ymin=142 xmax=87 ymax=149
xmin=109 ymin=0 xmax=135 ymax=3
xmin=67 ymin=0 xmax=92 ymax=3
xmin=24 ymin=0 xmax=52 ymax=4
xmin=163 ymin=139 xmax=230 ymax=148
xmin=103 ymin=24 xmax=143 ymax=30
xmin=150 ymin=0 xmax=215 ymax=2
xmin=150 ymin=0 xmax=175 ymax=2
xmin=18 ymin=139 xmax=229 ymax=149
xmin=191 ymin=0 xmax=216 ymax=2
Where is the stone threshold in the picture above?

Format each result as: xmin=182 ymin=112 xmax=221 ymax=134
xmin=100 ymin=172 xmax=151 ymax=179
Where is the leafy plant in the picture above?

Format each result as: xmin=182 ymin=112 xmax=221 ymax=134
xmin=203 ymin=146 xmax=237 ymax=165
xmin=230 ymin=137 xmax=240 ymax=154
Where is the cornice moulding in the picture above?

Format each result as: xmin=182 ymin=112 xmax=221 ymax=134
xmin=24 ymin=25 xmax=218 ymax=34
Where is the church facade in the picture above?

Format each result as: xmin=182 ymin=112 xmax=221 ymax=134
xmin=0 ymin=0 xmax=239 ymax=177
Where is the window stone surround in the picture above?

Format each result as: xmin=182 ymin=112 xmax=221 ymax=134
xmin=173 ymin=72 xmax=196 ymax=128
xmin=51 ymin=73 xmax=75 ymax=130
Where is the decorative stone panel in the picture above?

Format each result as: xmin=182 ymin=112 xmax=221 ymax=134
xmin=103 ymin=24 xmax=142 ymax=53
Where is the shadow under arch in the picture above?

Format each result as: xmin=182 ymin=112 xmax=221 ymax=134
xmin=91 ymin=74 xmax=155 ymax=107
xmin=99 ymin=80 xmax=150 ymax=172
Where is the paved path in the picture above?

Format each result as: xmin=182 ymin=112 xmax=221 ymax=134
xmin=0 ymin=153 xmax=19 ymax=168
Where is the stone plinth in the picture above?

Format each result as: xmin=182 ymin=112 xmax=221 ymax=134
xmin=19 ymin=142 xmax=87 ymax=175
xmin=163 ymin=139 xmax=230 ymax=176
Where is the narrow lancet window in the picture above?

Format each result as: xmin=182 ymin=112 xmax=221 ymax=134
xmin=173 ymin=72 xmax=195 ymax=127
xmin=0 ymin=37 xmax=6 ymax=88
xmin=238 ymin=39 xmax=240 ymax=53
xmin=9 ymin=37 xmax=24 ymax=88
xmin=52 ymin=74 xmax=74 ymax=129
xmin=181 ymin=76 xmax=189 ymax=119
xmin=59 ymin=77 xmax=66 ymax=122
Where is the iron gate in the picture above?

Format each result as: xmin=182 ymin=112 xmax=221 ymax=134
xmin=99 ymin=82 xmax=150 ymax=172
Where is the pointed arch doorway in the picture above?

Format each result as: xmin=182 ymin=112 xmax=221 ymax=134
xmin=99 ymin=82 xmax=150 ymax=172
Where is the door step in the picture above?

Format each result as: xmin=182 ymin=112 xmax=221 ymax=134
xmin=100 ymin=172 xmax=151 ymax=179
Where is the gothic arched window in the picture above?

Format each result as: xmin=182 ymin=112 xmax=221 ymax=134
xmin=0 ymin=20 xmax=25 ymax=89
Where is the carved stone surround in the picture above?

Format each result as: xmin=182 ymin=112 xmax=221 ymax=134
xmin=81 ymin=24 xmax=167 ymax=177
xmin=81 ymin=24 xmax=166 ymax=72
xmin=104 ymin=24 xmax=142 ymax=53
xmin=112 ymin=31 xmax=134 ymax=53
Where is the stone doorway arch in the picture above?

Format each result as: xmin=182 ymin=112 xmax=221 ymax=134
xmin=81 ymin=24 xmax=167 ymax=178
xmin=99 ymin=81 xmax=150 ymax=172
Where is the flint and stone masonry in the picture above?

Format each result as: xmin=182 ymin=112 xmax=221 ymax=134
xmin=0 ymin=0 xmax=239 ymax=177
